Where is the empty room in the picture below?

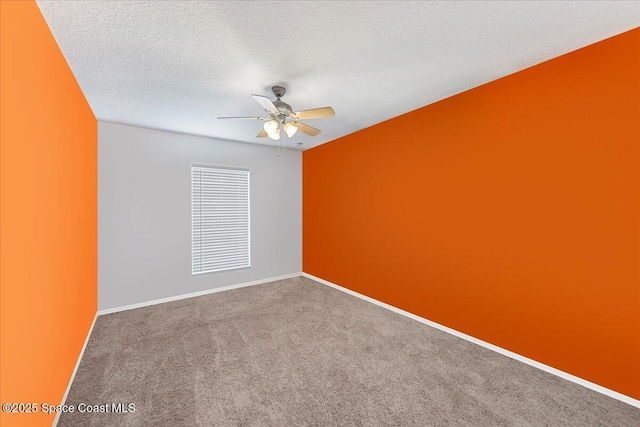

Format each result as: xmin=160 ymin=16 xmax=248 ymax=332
xmin=1 ymin=1 xmax=639 ymax=426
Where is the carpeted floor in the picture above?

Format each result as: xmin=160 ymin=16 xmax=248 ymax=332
xmin=59 ymin=276 xmax=639 ymax=426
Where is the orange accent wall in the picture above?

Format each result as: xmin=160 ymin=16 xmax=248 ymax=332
xmin=304 ymin=28 xmax=640 ymax=399
xmin=1 ymin=1 xmax=97 ymax=425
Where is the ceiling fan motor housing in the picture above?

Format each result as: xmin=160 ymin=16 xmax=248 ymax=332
xmin=273 ymin=100 xmax=292 ymax=118
xmin=271 ymin=86 xmax=292 ymax=121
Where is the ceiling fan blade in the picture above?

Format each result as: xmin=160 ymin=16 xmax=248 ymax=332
xmin=251 ymin=94 xmax=279 ymax=115
xmin=217 ymin=116 xmax=268 ymax=120
xmin=292 ymin=121 xmax=321 ymax=136
xmin=291 ymin=107 xmax=335 ymax=120
xmin=256 ymin=129 xmax=267 ymax=138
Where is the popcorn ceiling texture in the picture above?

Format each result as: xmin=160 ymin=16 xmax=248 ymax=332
xmin=37 ymin=1 xmax=639 ymax=149
xmin=58 ymin=277 xmax=639 ymax=426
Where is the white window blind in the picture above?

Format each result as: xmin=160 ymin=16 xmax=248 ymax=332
xmin=192 ymin=165 xmax=250 ymax=274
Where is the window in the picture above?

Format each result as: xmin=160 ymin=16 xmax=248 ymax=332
xmin=192 ymin=165 xmax=250 ymax=274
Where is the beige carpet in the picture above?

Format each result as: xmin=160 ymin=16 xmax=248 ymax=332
xmin=59 ymin=276 xmax=639 ymax=426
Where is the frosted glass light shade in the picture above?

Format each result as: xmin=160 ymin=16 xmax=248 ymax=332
xmin=263 ymin=120 xmax=280 ymax=140
xmin=284 ymin=122 xmax=298 ymax=138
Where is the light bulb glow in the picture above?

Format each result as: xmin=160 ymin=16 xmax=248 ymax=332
xmin=263 ymin=120 xmax=280 ymax=140
xmin=263 ymin=119 xmax=278 ymax=134
xmin=284 ymin=122 xmax=298 ymax=138
xmin=270 ymin=127 xmax=280 ymax=140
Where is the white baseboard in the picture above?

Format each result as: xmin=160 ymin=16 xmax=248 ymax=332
xmin=302 ymin=272 xmax=640 ymax=409
xmin=52 ymin=313 xmax=97 ymax=427
xmin=97 ymin=272 xmax=303 ymax=316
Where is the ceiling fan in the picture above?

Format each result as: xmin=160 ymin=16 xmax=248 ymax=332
xmin=218 ymin=86 xmax=335 ymax=141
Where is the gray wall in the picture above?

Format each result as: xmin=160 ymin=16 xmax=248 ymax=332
xmin=98 ymin=122 xmax=301 ymax=310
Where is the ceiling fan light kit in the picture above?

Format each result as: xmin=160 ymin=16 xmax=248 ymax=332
xmin=218 ymin=86 xmax=335 ymax=145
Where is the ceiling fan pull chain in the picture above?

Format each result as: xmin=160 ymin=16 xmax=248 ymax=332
xmin=276 ymin=130 xmax=280 ymax=156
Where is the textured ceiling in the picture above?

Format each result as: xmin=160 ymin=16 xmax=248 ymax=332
xmin=37 ymin=1 xmax=639 ymax=150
